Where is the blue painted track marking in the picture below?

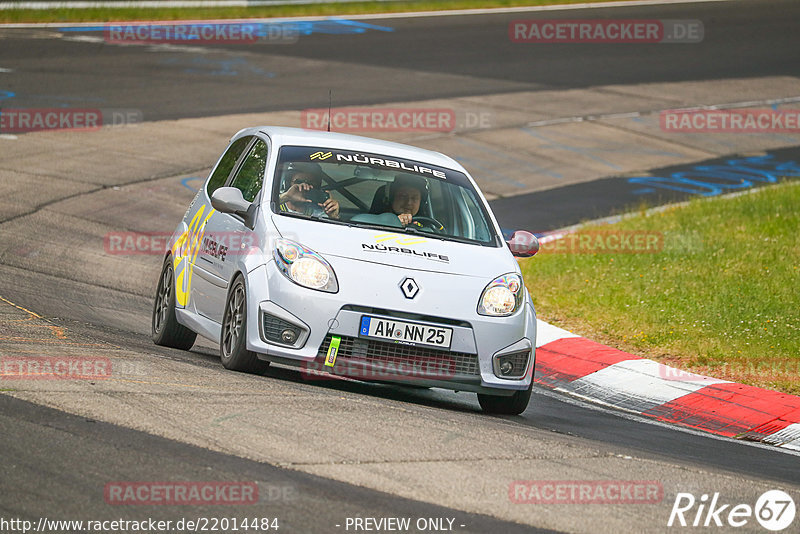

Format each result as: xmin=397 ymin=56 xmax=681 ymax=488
xmin=57 ymin=19 xmax=393 ymax=36
xmin=628 ymin=154 xmax=800 ymax=197
xmin=181 ymin=177 xmax=203 ymax=192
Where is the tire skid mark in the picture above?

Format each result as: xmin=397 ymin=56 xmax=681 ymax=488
xmin=0 ymin=294 xmax=119 ymax=351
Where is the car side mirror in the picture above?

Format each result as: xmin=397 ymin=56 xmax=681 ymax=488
xmin=211 ymin=187 xmax=251 ymax=216
xmin=506 ymin=230 xmax=539 ymax=258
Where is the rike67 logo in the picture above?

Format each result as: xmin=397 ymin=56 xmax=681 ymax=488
xmin=668 ymin=490 xmax=795 ymax=531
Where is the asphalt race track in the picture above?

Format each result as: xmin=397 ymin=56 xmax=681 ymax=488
xmin=1 ymin=0 xmax=798 ymax=120
xmin=1 ymin=1 xmax=799 ymax=532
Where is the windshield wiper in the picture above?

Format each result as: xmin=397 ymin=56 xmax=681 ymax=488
xmin=277 ymin=211 xmax=338 ymax=226
xmin=400 ymin=225 xmax=425 ymax=236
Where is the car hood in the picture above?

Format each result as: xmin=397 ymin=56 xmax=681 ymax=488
xmin=270 ymin=215 xmax=517 ymax=278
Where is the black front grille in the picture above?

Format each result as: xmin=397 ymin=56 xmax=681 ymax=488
xmin=261 ymin=313 xmax=301 ymax=345
xmin=318 ymin=335 xmax=480 ymax=377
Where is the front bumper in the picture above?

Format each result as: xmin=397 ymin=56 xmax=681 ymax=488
xmin=244 ymin=260 xmax=536 ymax=393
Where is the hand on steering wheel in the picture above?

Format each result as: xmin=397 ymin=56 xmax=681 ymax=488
xmin=410 ymin=216 xmax=445 ymax=232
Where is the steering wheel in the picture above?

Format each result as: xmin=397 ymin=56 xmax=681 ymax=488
xmin=411 ymin=216 xmax=446 ymax=233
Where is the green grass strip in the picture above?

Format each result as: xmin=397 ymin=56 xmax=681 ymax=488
xmin=521 ymin=180 xmax=800 ymax=395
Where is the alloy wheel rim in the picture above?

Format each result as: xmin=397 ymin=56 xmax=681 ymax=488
xmin=223 ymin=284 xmax=244 ymax=357
xmin=153 ymin=265 xmax=172 ymax=333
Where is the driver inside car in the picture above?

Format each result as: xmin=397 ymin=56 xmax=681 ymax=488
xmin=385 ymin=175 xmax=444 ymax=231
xmin=388 ymin=174 xmax=425 ymax=227
xmin=348 ymin=173 xmax=444 ymax=231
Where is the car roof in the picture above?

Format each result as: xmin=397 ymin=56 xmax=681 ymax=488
xmin=250 ymin=126 xmax=465 ymax=172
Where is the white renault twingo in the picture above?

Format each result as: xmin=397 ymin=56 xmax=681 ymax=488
xmin=152 ymin=127 xmax=539 ymax=414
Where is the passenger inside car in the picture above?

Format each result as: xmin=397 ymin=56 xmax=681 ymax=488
xmin=277 ymin=162 xmax=340 ymax=219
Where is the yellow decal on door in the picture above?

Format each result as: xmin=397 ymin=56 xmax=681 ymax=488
xmin=172 ymin=204 xmax=215 ymax=307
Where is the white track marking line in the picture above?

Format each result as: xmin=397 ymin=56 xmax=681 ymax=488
xmin=535 ymin=319 xmax=579 ymax=347
xmin=534 ymin=386 xmax=800 ymax=457
xmin=762 ymin=423 xmax=800 ymax=451
xmin=565 ymin=359 xmax=728 ymax=412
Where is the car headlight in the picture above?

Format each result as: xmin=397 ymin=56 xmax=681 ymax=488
xmin=273 ymin=239 xmax=338 ymax=293
xmin=478 ymin=273 xmax=523 ymax=316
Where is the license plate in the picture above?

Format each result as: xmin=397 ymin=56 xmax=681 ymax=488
xmin=359 ymin=316 xmax=452 ymax=349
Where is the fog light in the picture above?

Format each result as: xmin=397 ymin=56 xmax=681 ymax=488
xmin=261 ymin=312 xmax=304 ymax=347
xmin=281 ymin=329 xmax=298 ymax=344
xmin=493 ymin=349 xmax=530 ymax=380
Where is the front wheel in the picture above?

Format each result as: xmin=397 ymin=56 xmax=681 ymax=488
xmin=152 ymin=256 xmax=197 ymax=350
xmin=477 ymin=384 xmax=532 ymax=415
xmin=220 ymin=276 xmax=270 ymax=374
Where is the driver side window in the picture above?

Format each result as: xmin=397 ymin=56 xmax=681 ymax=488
xmin=230 ymin=139 xmax=268 ymax=203
xmin=207 ymin=136 xmax=251 ymax=197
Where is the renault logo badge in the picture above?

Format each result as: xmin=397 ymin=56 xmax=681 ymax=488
xmin=400 ymin=278 xmax=419 ymax=299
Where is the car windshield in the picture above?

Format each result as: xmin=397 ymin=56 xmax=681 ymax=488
xmin=271 ymin=145 xmax=500 ymax=246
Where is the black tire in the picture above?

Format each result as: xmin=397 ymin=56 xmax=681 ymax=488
xmin=477 ymin=384 xmax=532 ymax=415
xmin=152 ymin=256 xmax=197 ymax=350
xmin=220 ymin=276 xmax=270 ymax=374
